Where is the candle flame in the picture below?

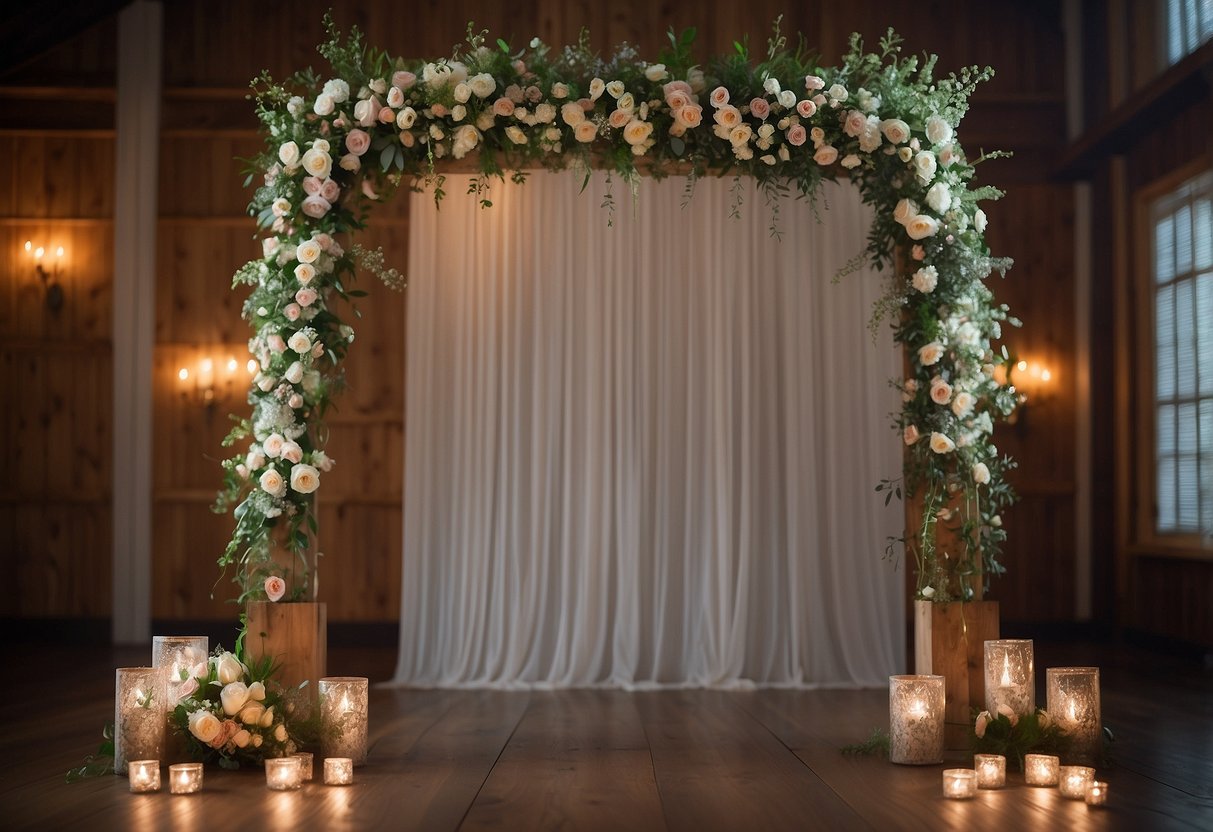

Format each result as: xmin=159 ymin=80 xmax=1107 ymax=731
xmin=340 ymin=692 xmax=352 ymax=714
xmin=1067 ymin=699 xmax=1077 ymax=722
xmin=1000 ymin=654 xmax=1012 ymax=687
xmin=908 ymin=698 xmax=927 ymax=718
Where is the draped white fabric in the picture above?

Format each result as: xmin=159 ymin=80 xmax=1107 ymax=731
xmin=391 ymin=171 xmax=904 ymax=689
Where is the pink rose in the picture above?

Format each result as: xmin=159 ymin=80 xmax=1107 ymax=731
xmin=314 ymin=233 xmax=333 ymax=251
xmin=492 ymin=97 xmax=515 ymax=117
xmin=749 ymin=97 xmax=770 ymax=120
xmin=505 ymin=84 xmax=524 ymax=103
xmin=525 ymin=85 xmax=542 ymax=103
xmin=378 ymin=106 xmax=395 ymax=124
xmin=804 ymin=74 xmax=825 ymax=91
xmin=608 ymin=108 xmax=630 ymax=129
xmin=265 ymin=575 xmax=287 ymax=602
xmin=301 ymin=195 xmax=331 ymax=218
xmin=785 ymin=124 xmax=807 ymax=146
xmin=319 ymin=179 xmax=340 ymax=202
xmin=675 ymin=104 xmax=702 ymax=129
xmin=709 ymin=86 xmax=730 ymax=108
xmin=283 ymin=303 xmax=301 ymax=321
xmin=210 ymin=719 xmax=240 ymax=749
xmin=663 ymin=80 xmax=692 ymax=99
xmin=912 ymin=245 xmax=926 ymax=261
xmin=345 ymin=128 xmax=371 ymax=156
xmin=295 ymin=287 xmax=318 ymax=307
xmin=578 ymin=98 xmax=593 ymax=111
xmin=666 ymin=89 xmax=691 ymax=110
xmin=267 ymin=334 xmax=286 ymax=353
xmin=302 ymin=176 xmax=322 ymax=196
xmin=843 ymin=109 xmax=867 ymax=137
xmin=392 ymin=70 xmax=416 ymax=89
xmin=512 ymin=60 xmax=526 ymax=76
xmin=430 ymin=103 xmax=448 ymax=117
xmin=796 ymin=99 xmax=817 ymax=118
xmin=178 ymin=676 xmax=199 ymax=699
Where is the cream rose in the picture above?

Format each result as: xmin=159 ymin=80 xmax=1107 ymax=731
xmin=280 ymin=440 xmax=303 ymax=464
xmin=239 ymin=701 xmax=266 ymax=725
xmin=880 ymin=118 xmax=910 ymax=144
xmin=296 ymin=240 xmax=322 ymax=264
xmin=918 ymin=342 xmax=945 ymax=366
xmin=263 ymin=433 xmax=285 ymax=458
xmin=605 ymin=80 xmax=625 ymax=99
xmin=506 ymin=125 xmax=527 ymax=145
xmin=188 ymin=710 xmax=222 ymax=744
xmin=904 ymin=425 xmax=921 ymax=446
xmin=926 ymin=182 xmax=951 ymax=213
xmin=952 ymin=392 xmax=976 ymax=418
xmin=248 ymin=681 xmax=267 ymax=702
xmin=301 ymin=148 xmax=332 ymax=179
xmin=911 ymin=266 xmax=938 ymax=293
xmin=468 ymin=72 xmax=496 ymax=98
xmin=930 ymin=378 xmax=953 ymax=405
xmin=288 ymin=331 xmax=312 ymax=354
xmin=913 ymin=150 xmax=937 ymax=183
xmin=893 ymin=198 xmax=918 ymax=225
xmin=929 ymin=432 xmax=956 ymax=454
xmin=644 ymin=63 xmax=668 ymax=82
xmin=277 ymin=141 xmax=300 ymax=167
xmin=259 ymin=467 xmax=286 ymax=497
xmin=260 ymin=705 xmax=275 ymax=728
xmin=220 ymin=681 xmax=250 ymax=716
xmin=561 ymin=101 xmax=585 ymax=127
xmin=709 ymin=86 xmax=730 ymax=108
xmin=275 ymin=724 xmax=289 ymax=742
xmin=972 ymin=462 xmax=991 ymax=484
xmin=974 ymin=710 xmax=990 ymax=739
xmin=675 ymin=104 xmax=703 ymax=129
xmin=905 ymin=215 xmax=940 ymax=240
xmin=290 ymin=463 xmax=320 ymax=494
xmin=574 ymin=121 xmax=598 ymax=143
xmin=813 ymin=145 xmax=839 ymax=166
xmin=588 ymin=78 xmax=605 ymax=100
xmin=974 ymin=208 xmax=988 ymax=233
xmin=345 ymin=128 xmax=371 ymax=156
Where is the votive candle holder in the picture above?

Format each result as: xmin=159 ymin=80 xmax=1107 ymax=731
xmin=984 ymin=639 xmax=1035 ymax=716
xmin=974 ymin=754 xmax=1006 ymax=789
xmin=115 ymin=667 xmax=167 ymax=775
xmin=265 ymin=756 xmax=303 ymax=791
xmin=319 ymin=677 xmax=369 ymax=765
xmin=1086 ymin=780 xmax=1109 ymax=806
xmin=1024 ymin=754 xmax=1060 ymax=786
xmin=1059 ymin=765 xmax=1096 ymax=799
xmin=1047 ymin=667 xmax=1101 ymax=764
xmin=152 ymin=636 xmax=208 ymax=707
xmin=169 ymin=762 xmax=203 ymax=794
xmin=294 ymin=751 xmax=314 ymax=781
xmin=127 ymin=760 xmax=160 ymax=793
xmin=324 ymin=757 xmax=354 ymax=785
xmin=888 ymin=675 xmax=944 ymax=765
xmin=942 ymin=769 xmax=977 ymax=799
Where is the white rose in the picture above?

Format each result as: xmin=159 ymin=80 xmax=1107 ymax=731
xmin=905 ymin=215 xmax=940 ymax=240
xmin=396 ymin=107 xmax=417 ymax=129
xmin=972 ymin=462 xmax=992 ymax=485
xmin=313 ymin=93 xmax=335 ymax=116
xmin=278 ymin=141 xmax=300 ymax=167
xmin=286 ymin=96 xmax=305 ymax=117
xmin=283 ymin=360 xmax=305 ymax=385
xmin=290 ymin=463 xmax=320 ymax=494
xmin=777 ymin=89 xmax=796 ymax=109
xmin=322 ymin=78 xmax=350 ymax=103
xmin=974 ymin=208 xmax=988 ymax=233
xmin=263 ymin=433 xmax=285 ymax=458
xmin=956 ymin=321 xmax=981 ymax=347
xmin=589 ymin=78 xmax=605 ymax=100
xmin=918 ymin=342 xmax=945 ymax=366
xmin=911 ymin=266 xmax=938 ymax=293
xmin=952 ymin=392 xmax=976 ymax=418
xmin=880 ymin=118 xmax=909 ymax=144
xmin=468 ymin=72 xmax=496 ymax=99
xmin=301 ymin=148 xmax=332 ymax=180
xmin=288 ymin=331 xmax=311 ymax=354
xmin=188 ymin=710 xmax=222 ymax=744
xmin=280 ymin=440 xmax=303 ymax=464
xmin=913 ymin=150 xmax=937 ymax=183
xmin=214 ymin=651 xmax=244 ymax=685
xmin=930 ymin=432 xmax=956 ymax=454
xmin=259 ymin=467 xmax=286 ymax=497
xmin=645 ymin=63 xmax=668 ymax=82
xmin=296 ymin=239 xmax=322 ymax=265
xmin=827 ymin=83 xmax=848 ymax=103
xmin=453 ymin=82 xmax=471 ymax=104
xmin=605 ymin=80 xmax=625 ymax=99
xmin=451 ymin=124 xmax=481 ymax=159
xmin=926 ymin=115 xmax=953 ymax=145
xmin=813 ymin=145 xmax=839 ymax=166
xmin=248 ymin=681 xmax=266 ymax=701
xmin=926 ymin=182 xmax=951 ymax=213
xmin=239 ymin=701 xmax=266 ymax=724
xmin=974 ymin=710 xmax=990 ymax=738
xmin=921 ymin=586 xmax=936 ymax=600
xmin=893 ymin=198 xmax=918 ymax=225
xmin=220 ymin=681 xmax=250 ymax=716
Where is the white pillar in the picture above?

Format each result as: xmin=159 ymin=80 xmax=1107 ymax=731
xmin=112 ymin=0 xmax=162 ymax=644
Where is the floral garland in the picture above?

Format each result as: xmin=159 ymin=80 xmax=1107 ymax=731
xmin=215 ymin=16 xmax=1018 ymax=606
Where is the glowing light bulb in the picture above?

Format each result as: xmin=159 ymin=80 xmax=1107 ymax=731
xmin=227 ymin=357 xmax=238 ymax=373
xmin=1016 ymin=360 xmax=1027 ymax=372
xmin=34 ymin=246 xmax=44 ymax=260
xmin=178 ymin=368 xmax=190 ymax=381
xmin=247 ymin=359 xmax=258 ymax=374
xmin=24 ymin=240 xmax=32 ymax=252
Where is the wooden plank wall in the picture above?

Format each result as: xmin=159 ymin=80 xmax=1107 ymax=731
xmin=0 ymin=20 xmax=117 ymax=618
xmin=3 ymin=0 xmax=1079 ymax=628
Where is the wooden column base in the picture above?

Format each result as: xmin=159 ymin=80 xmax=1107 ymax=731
xmin=913 ymin=600 xmax=1000 ymax=749
xmin=245 ymin=601 xmax=327 ymax=717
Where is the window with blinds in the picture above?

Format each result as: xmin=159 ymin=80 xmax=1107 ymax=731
xmin=1166 ymin=0 xmax=1213 ymax=64
xmin=1151 ymin=169 xmax=1213 ymax=537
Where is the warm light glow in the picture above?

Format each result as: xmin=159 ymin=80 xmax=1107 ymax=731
xmin=1086 ymin=780 xmax=1108 ymax=806
xmin=908 ymin=698 xmax=927 ymax=719
xmin=55 ymin=246 xmax=64 ymax=258
xmin=247 ymin=359 xmax=258 ymax=374
xmin=199 ymin=357 xmax=213 ymax=373
xmin=1041 ymin=369 xmax=1052 ymax=382
xmin=227 ymin=357 xmax=239 ymax=373
xmin=1000 ymin=654 xmax=1012 ymax=688
xmin=1068 ymin=699 xmax=1077 ymax=722
xmin=178 ymin=368 xmax=190 ymax=382
xmin=34 ymin=246 xmax=44 ymax=260
xmin=24 ymin=240 xmax=32 ymax=252
xmin=340 ymin=692 xmax=352 ymax=715
xmin=1016 ymin=360 xmax=1027 ymax=372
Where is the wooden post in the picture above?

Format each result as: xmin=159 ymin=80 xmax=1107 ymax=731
xmin=914 ymin=599 xmax=1000 ymax=749
xmin=245 ymin=601 xmax=327 ymax=716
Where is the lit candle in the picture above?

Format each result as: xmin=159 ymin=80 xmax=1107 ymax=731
xmin=942 ymin=769 xmax=977 ymax=799
xmin=324 ymin=757 xmax=354 ymax=786
xmin=984 ymin=639 xmax=1034 ymax=716
xmin=293 ymin=752 xmax=314 ymax=781
xmin=152 ymin=636 xmax=208 ymax=707
xmin=887 ymin=675 xmax=944 ymax=765
xmin=1059 ymin=765 xmax=1096 ymax=799
xmin=265 ymin=756 xmax=303 ymax=791
xmin=128 ymin=760 xmax=160 ymax=793
xmin=115 ymin=668 xmax=167 ymax=774
xmin=1024 ymin=754 xmax=1060 ymax=786
xmin=319 ymin=677 xmax=369 ymax=765
xmin=1047 ymin=667 xmax=1101 ymax=764
xmin=1085 ymin=780 xmax=1109 ymax=806
xmin=974 ymin=754 xmax=1006 ymax=789
xmin=169 ymin=762 xmax=203 ymax=794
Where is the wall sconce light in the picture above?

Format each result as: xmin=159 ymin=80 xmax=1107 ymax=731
xmin=1005 ymin=357 xmax=1056 ymax=433
xmin=24 ymin=240 xmax=65 ymax=311
xmin=177 ymin=351 xmax=256 ymax=413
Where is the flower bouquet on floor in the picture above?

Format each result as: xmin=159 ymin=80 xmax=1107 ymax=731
xmin=971 ymin=704 xmax=1069 ymax=771
xmin=170 ymin=645 xmax=314 ymax=769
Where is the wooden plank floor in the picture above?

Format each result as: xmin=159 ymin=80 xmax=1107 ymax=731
xmin=2 ymin=640 xmax=1210 ymax=831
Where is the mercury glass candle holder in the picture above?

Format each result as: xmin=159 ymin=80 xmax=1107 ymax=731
xmin=942 ymin=769 xmax=977 ymax=799
xmin=1024 ymin=754 xmax=1060 ymax=786
xmin=319 ymin=677 xmax=369 ymax=765
xmin=169 ymin=762 xmax=203 ymax=794
xmin=293 ymin=751 xmax=314 ymax=781
xmin=324 ymin=757 xmax=354 ymax=785
xmin=984 ymin=639 xmax=1035 ymax=716
xmin=265 ymin=756 xmax=303 ymax=791
xmin=974 ymin=754 xmax=1006 ymax=789
xmin=1085 ymin=780 xmax=1109 ymax=806
xmin=1059 ymin=765 xmax=1096 ymax=799
xmin=127 ymin=760 xmax=160 ymax=793
xmin=152 ymin=636 xmax=208 ymax=707
xmin=115 ymin=667 xmax=167 ymax=774
xmin=888 ymin=675 xmax=944 ymax=765
xmin=1047 ymin=667 xmax=1101 ymax=763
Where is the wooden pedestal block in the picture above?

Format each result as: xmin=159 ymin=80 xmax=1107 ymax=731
xmin=914 ymin=600 xmax=1000 ymax=748
xmin=245 ymin=601 xmax=327 ymax=716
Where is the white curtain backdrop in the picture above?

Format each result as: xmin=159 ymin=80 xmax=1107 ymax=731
xmin=390 ymin=170 xmax=904 ymax=689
